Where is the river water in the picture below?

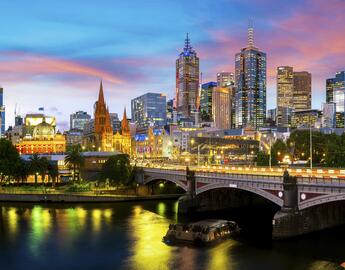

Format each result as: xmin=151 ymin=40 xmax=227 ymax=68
xmin=0 ymin=200 xmax=344 ymax=270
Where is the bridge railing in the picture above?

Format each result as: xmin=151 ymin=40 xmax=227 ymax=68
xmin=297 ymin=177 xmax=345 ymax=186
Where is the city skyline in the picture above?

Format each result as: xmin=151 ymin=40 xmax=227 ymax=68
xmin=1 ymin=0 xmax=344 ymax=130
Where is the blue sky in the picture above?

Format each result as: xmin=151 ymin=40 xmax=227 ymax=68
xmin=1 ymin=0 xmax=344 ymax=130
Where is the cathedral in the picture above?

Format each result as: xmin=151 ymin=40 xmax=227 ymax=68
xmin=83 ymin=81 xmax=132 ymax=155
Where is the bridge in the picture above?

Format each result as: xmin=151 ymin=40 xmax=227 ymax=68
xmin=136 ymin=165 xmax=345 ymax=239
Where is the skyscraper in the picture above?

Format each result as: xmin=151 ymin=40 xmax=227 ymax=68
xmin=176 ymin=34 xmax=200 ymax=118
xmin=0 ymin=88 xmax=5 ymax=136
xmin=293 ymin=71 xmax=311 ymax=111
xmin=212 ymin=87 xmax=232 ymax=129
xmin=200 ymin=82 xmax=217 ymax=122
xmin=70 ymin=111 xmax=91 ymax=131
xmin=326 ymin=71 xmax=345 ymax=103
xmin=277 ymin=66 xmax=294 ymax=127
xmin=217 ymin=72 xmax=234 ymax=87
xmin=235 ymin=25 xmax=266 ymax=129
xmin=131 ymin=93 xmax=167 ymax=128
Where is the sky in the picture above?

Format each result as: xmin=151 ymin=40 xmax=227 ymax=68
xmin=1 ymin=0 xmax=344 ymax=130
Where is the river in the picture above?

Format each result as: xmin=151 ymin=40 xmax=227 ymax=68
xmin=0 ymin=200 xmax=344 ymax=270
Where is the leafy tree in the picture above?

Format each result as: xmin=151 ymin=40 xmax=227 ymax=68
xmin=271 ymin=139 xmax=288 ymax=163
xmin=14 ymin=159 xmax=30 ymax=184
xmin=100 ymin=154 xmax=132 ymax=185
xmin=29 ymin=154 xmax=49 ymax=186
xmin=47 ymin=162 xmax=59 ymax=187
xmin=0 ymin=138 xmax=21 ymax=182
xmin=65 ymin=146 xmax=85 ymax=183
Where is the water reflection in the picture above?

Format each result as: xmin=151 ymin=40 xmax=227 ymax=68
xmin=129 ymin=205 xmax=173 ymax=270
xmin=0 ymin=202 xmax=343 ymax=270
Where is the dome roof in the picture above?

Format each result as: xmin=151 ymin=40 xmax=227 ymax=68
xmin=33 ymin=121 xmax=55 ymax=139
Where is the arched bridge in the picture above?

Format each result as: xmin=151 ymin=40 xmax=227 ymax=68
xmin=138 ymin=167 xmax=345 ymax=210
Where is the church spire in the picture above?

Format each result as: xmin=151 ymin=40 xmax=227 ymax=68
xmin=121 ymin=107 xmax=130 ymax=136
xmin=248 ymin=20 xmax=254 ymax=48
xmin=98 ymin=80 xmax=105 ymax=104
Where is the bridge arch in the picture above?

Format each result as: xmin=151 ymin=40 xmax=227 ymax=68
xmin=196 ymin=183 xmax=283 ymax=207
xmin=143 ymin=176 xmax=188 ymax=192
xmin=299 ymin=193 xmax=345 ymax=210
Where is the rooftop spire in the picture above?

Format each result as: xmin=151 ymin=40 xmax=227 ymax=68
xmin=98 ymin=80 xmax=105 ymax=104
xmin=184 ymin=32 xmax=191 ymax=50
xmin=248 ymin=20 xmax=254 ymax=48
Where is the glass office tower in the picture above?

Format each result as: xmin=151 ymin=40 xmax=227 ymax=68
xmin=235 ymin=25 xmax=266 ymax=129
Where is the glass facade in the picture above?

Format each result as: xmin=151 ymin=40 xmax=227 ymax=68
xmin=217 ymin=72 xmax=234 ymax=87
xmin=70 ymin=111 xmax=91 ymax=131
xmin=131 ymin=93 xmax=167 ymax=128
xmin=235 ymin=27 xmax=266 ymax=129
xmin=0 ymin=88 xmax=5 ymax=136
xmin=277 ymin=66 xmax=294 ymax=127
xmin=293 ymin=71 xmax=311 ymax=111
xmin=326 ymin=71 xmax=345 ymax=103
xmin=200 ymin=82 xmax=217 ymax=122
xmin=176 ymin=34 xmax=199 ymax=117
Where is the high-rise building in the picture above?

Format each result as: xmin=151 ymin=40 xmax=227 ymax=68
xmin=70 ymin=111 xmax=91 ymax=131
xmin=212 ymin=87 xmax=232 ymax=129
xmin=326 ymin=71 xmax=345 ymax=103
xmin=176 ymin=34 xmax=200 ymax=117
xmin=110 ymin=113 xmax=121 ymax=133
xmin=200 ymin=82 xmax=217 ymax=122
xmin=235 ymin=25 xmax=266 ymax=129
xmin=0 ymin=88 xmax=5 ymax=136
xmin=217 ymin=72 xmax=234 ymax=87
xmin=277 ymin=66 xmax=294 ymax=127
xmin=293 ymin=71 xmax=312 ymax=111
xmin=267 ymin=108 xmax=277 ymax=126
xmin=131 ymin=93 xmax=167 ymax=128
xmin=322 ymin=103 xmax=336 ymax=128
xmin=166 ymin=99 xmax=174 ymax=124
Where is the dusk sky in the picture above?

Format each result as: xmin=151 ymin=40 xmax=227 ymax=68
xmin=1 ymin=0 xmax=344 ymax=130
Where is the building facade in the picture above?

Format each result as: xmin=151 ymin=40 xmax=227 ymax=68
xmin=70 ymin=111 xmax=91 ymax=131
xmin=217 ymin=72 xmax=234 ymax=87
xmin=293 ymin=71 xmax=312 ymax=111
xmin=277 ymin=66 xmax=294 ymax=127
xmin=94 ymin=81 xmax=113 ymax=151
xmin=113 ymin=108 xmax=132 ymax=155
xmin=200 ymin=82 xmax=217 ymax=122
xmin=0 ymin=88 xmax=5 ymax=136
xmin=212 ymin=87 xmax=232 ymax=129
xmin=131 ymin=93 xmax=166 ymax=128
xmin=176 ymin=34 xmax=200 ymax=117
xmin=326 ymin=71 xmax=345 ymax=103
xmin=235 ymin=25 xmax=266 ymax=129
xmin=322 ymin=103 xmax=336 ymax=128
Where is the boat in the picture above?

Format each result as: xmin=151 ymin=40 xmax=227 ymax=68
xmin=163 ymin=219 xmax=240 ymax=246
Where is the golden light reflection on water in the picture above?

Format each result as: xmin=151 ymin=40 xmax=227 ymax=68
xmin=29 ymin=206 xmax=51 ymax=257
xmin=206 ymin=240 xmax=237 ymax=270
xmin=129 ymin=205 xmax=174 ymax=270
xmin=7 ymin=207 xmax=18 ymax=238
xmin=92 ymin=209 xmax=102 ymax=233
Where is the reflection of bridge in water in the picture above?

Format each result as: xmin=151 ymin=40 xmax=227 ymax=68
xmin=136 ymin=166 xmax=345 ymax=239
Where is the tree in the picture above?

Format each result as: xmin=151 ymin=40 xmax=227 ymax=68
xmin=255 ymin=151 xmax=269 ymax=166
xmin=0 ymin=138 xmax=21 ymax=182
xmin=100 ymin=154 xmax=132 ymax=185
xmin=47 ymin=162 xmax=59 ymax=187
xmin=29 ymin=154 xmax=49 ymax=186
xmin=65 ymin=146 xmax=85 ymax=183
xmin=14 ymin=159 xmax=30 ymax=184
xmin=271 ymin=139 xmax=288 ymax=163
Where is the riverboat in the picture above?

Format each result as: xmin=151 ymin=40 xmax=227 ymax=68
xmin=163 ymin=219 xmax=240 ymax=246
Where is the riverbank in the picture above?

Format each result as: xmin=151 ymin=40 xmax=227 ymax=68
xmin=0 ymin=193 xmax=181 ymax=203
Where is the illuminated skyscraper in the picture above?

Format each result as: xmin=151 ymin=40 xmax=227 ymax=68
xmin=217 ymin=72 xmax=234 ymax=87
xmin=212 ymin=87 xmax=232 ymax=129
xmin=176 ymin=33 xmax=200 ymax=118
xmin=131 ymin=93 xmax=167 ymax=128
xmin=326 ymin=71 xmax=345 ymax=103
xmin=200 ymin=82 xmax=217 ymax=122
xmin=277 ymin=66 xmax=294 ymax=127
xmin=235 ymin=25 xmax=266 ymax=129
xmin=293 ymin=71 xmax=311 ymax=111
xmin=0 ymin=88 xmax=5 ymax=136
